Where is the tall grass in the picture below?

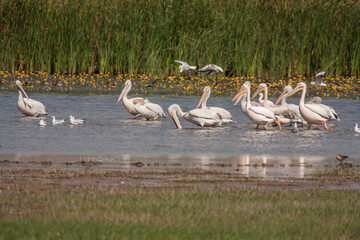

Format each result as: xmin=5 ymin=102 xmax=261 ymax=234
xmin=1 ymin=0 xmax=359 ymax=77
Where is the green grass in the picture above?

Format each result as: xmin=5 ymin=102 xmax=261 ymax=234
xmin=1 ymin=0 xmax=359 ymax=77
xmin=1 ymin=188 xmax=359 ymax=239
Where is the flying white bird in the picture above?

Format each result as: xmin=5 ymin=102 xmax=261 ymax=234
xmin=310 ymin=71 xmax=327 ymax=87
xmin=69 ymin=116 xmax=85 ymax=125
xmin=198 ymin=64 xmax=223 ymax=75
xmin=15 ymin=80 xmax=47 ymax=116
xmin=52 ymin=116 xmax=65 ymax=125
xmin=174 ymin=60 xmax=196 ymax=73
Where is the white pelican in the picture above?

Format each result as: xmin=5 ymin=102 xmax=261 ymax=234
xmin=196 ymin=86 xmax=234 ymax=125
xmin=258 ymin=92 xmax=274 ymax=106
xmin=355 ymin=124 xmax=360 ymax=133
xmin=168 ymin=104 xmax=222 ymax=129
xmin=198 ymin=64 xmax=223 ymax=75
xmin=39 ymin=118 xmax=46 ymax=126
xmin=232 ymin=83 xmax=280 ymax=130
xmin=52 ymin=116 xmax=65 ymax=125
xmin=274 ymin=85 xmax=306 ymax=125
xmin=252 ymin=83 xmax=293 ymax=118
xmin=117 ymin=80 xmax=146 ymax=117
xmin=69 ymin=116 xmax=85 ymax=125
xmin=287 ymin=82 xmax=334 ymax=130
xmin=305 ymin=97 xmax=340 ymax=121
xmin=134 ymin=99 xmax=166 ymax=120
xmin=16 ymin=80 xmax=47 ymax=116
xmin=310 ymin=71 xmax=327 ymax=87
xmin=174 ymin=60 xmax=196 ymax=73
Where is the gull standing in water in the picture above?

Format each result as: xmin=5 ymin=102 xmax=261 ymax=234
xmin=69 ymin=116 xmax=85 ymax=125
xmin=52 ymin=116 xmax=65 ymax=125
xmin=196 ymin=86 xmax=234 ymax=125
xmin=198 ymin=64 xmax=223 ymax=75
xmin=354 ymin=124 xmax=360 ymax=133
xmin=134 ymin=99 xmax=167 ymax=120
xmin=174 ymin=60 xmax=196 ymax=73
xmin=39 ymin=118 xmax=46 ymax=126
xmin=117 ymin=80 xmax=146 ymax=118
xmin=287 ymin=82 xmax=333 ymax=130
xmin=310 ymin=71 xmax=327 ymax=87
xmin=15 ymin=80 xmax=47 ymax=116
xmin=168 ymin=104 xmax=222 ymax=129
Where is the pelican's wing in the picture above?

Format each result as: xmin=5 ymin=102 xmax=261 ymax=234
xmin=188 ymin=108 xmax=220 ymax=120
xmin=210 ymin=107 xmax=233 ymax=120
xmin=23 ymin=98 xmax=47 ymax=114
xmin=145 ymin=103 xmax=166 ymax=116
xmin=131 ymin=97 xmax=146 ymax=105
xmin=174 ymin=60 xmax=190 ymax=67
xmin=305 ymin=104 xmax=332 ymax=120
xmin=249 ymin=106 xmax=275 ymax=119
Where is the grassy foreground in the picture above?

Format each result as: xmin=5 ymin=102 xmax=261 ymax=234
xmin=1 ymin=186 xmax=360 ymax=239
xmin=1 ymin=0 xmax=359 ymax=76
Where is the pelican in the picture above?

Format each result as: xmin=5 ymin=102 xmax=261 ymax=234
xmin=310 ymin=71 xmax=327 ymax=87
xmin=305 ymin=97 xmax=340 ymax=121
xmin=52 ymin=116 xmax=65 ymax=125
xmin=174 ymin=60 xmax=196 ymax=73
xmin=287 ymin=82 xmax=334 ymax=130
xmin=15 ymin=80 xmax=47 ymax=116
xmin=252 ymin=83 xmax=294 ymax=118
xmin=198 ymin=64 xmax=223 ymax=75
xmin=196 ymin=86 xmax=234 ymax=125
xmin=168 ymin=104 xmax=222 ymax=129
xmin=39 ymin=118 xmax=46 ymax=126
xmin=258 ymin=92 xmax=274 ymax=106
xmin=355 ymin=124 xmax=360 ymax=133
xmin=134 ymin=99 xmax=166 ymax=120
xmin=232 ymin=81 xmax=260 ymax=117
xmin=117 ymin=80 xmax=146 ymax=117
xmin=274 ymin=85 xmax=306 ymax=125
xmin=69 ymin=116 xmax=85 ymax=125
xmin=232 ymin=83 xmax=280 ymax=130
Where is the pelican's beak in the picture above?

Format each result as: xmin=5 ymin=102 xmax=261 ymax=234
xmin=287 ymin=86 xmax=303 ymax=97
xmin=169 ymin=109 xmax=182 ymax=129
xmin=196 ymin=92 xmax=208 ymax=109
xmin=274 ymin=90 xmax=287 ymax=105
xmin=305 ymin=99 xmax=315 ymax=104
xmin=117 ymin=85 xmax=129 ymax=102
xmin=16 ymin=82 xmax=29 ymax=99
xmin=251 ymin=86 xmax=264 ymax=100
xmin=232 ymin=87 xmax=247 ymax=106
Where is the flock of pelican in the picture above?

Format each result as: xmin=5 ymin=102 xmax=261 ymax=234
xmin=14 ymin=65 xmax=357 ymax=132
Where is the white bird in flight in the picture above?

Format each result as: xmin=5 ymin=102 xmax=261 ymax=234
xmin=15 ymin=80 xmax=47 ymax=116
xmin=174 ymin=60 xmax=196 ymax=73
xmin=69 ymin=116 xmax=85 ymax=125
xmin=52 ymin=116 xmax=65 ymax=125
xmin=198 ymin=64 xmax=223 ymax=75
xmin=310 ymin=71 xmax=327 ymax=87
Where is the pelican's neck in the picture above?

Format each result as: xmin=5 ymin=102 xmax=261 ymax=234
xmin=262 ymin=86 xmax=269 ymax=107
xmin=201 ymin=91 xmax=210 ymax=109
xmin=281 ymin=94 xmax=288 ymax=106
xmin=258 ymin=93 xmax=263 ymax=103
xmin=175 ymin=105 xmax=186 ymax=117
xmin=245 ymin=87 xmax=251 ymax=110
xmin=299 ymin=85 xmax=306 ymax=107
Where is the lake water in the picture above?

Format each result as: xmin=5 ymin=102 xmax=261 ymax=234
xmin=0 ymin=93 xmax=359 ymax=179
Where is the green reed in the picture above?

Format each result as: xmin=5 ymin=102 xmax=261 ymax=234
xmin=1 ymin=0 xmax=359 ymax=77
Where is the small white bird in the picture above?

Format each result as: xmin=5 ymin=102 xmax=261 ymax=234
xmin=69 ymin=115 xmax=85 ymax=125
xmin=198 ymin=64 xmax=223 ymax=75
xmin=310 ymin=71 xmax=327 ymax=87
xmin=39 ymin=118 xmax=46 ymax=126
xmin=292 ymin=122 xmax=299 ymax=133
xmin=355 ymin=123 xmax=360 ymax=133
xmin=52 ymin=116 xmax=65 ymax=125
xmin=174 ymin=60 xmax=196 ymax=73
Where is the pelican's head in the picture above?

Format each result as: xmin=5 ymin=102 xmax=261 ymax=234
xmin=168 ymin=104 xmax=182 ymax=129
xmin=251 ymin=83 xmax=267 ymax=100
xmin=287 ymin=82 xmax=306 ymax=97
xmin=15 ymin=80 xmax=29 ymax=99
xmin=117 ymin=79 xmax=132 ymax=102
xmin=196 ymin=86 xmax=211 ymax=109
xmin=232 ymin=84 xmax=249 ymax=106
xmin=274 ymin=85 xmax=293 ymax=105
xmin=305 ymin=96 xmax=322 ymax=104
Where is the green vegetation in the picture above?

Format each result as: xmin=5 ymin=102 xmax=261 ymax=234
xmin=1 ymin=187 xmax=359 ymax=239
xmin=1 ymin=0 xmax=359 ymax=77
